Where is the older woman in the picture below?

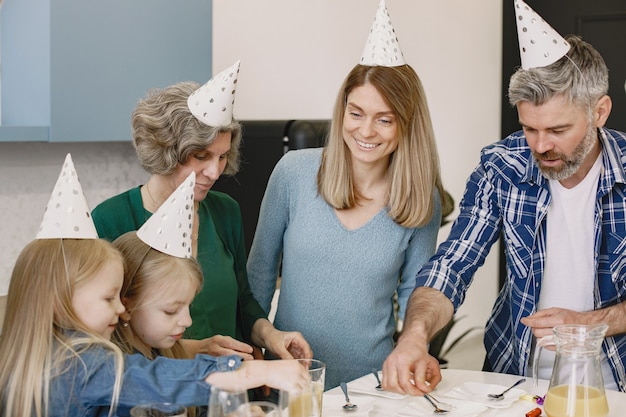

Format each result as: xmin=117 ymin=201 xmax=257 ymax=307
xmin=92 ymin=63 xmax=311 ymax=361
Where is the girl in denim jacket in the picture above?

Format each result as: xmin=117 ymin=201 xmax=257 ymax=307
xmin=0 ymin=238 xmax=309 ymax=417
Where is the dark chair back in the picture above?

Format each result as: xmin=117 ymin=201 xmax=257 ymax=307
xmin=213 ymin=120 xmax=329 ymax=254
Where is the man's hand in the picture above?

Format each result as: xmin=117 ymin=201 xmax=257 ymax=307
xmin=382 ymin=333 xmax=442 ymax=396
xmin=521 ymin=308 xmax=585 ymax=339
xmin=382 ymin=287 xmax=452 ymax=395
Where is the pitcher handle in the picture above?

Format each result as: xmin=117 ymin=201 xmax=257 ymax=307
xmin=533 ymin=335 xmax=555 ymax=386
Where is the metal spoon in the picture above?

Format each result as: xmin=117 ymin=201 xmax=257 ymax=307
xmin=424 ymin=394 xmax=449 ymax=414
xmin=425 ymin=394 xmax=454 ymax=411
xmin=340 ymin=382 xmax=358 ymax=412
xmin=487 ymin=378 xmax=526 ymax=400
xmin=372 ymin=369 xmax=383 ymax=391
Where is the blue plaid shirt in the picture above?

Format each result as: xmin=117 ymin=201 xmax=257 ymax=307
xmin=416 ymin=128 xmax=626 ymax=391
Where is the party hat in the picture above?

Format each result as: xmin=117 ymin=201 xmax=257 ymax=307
xmin=187 ymin=60 xmax=240 ymax=127
xmin=514 ymin=0 xmax=570 ymax=70
xmin=137 ymin=172 xmax=195 ymax=258
xmin=36 ymin=153 xmax=98 ymax=239
xmin=360 ymin=0 xmax=406 ymax=67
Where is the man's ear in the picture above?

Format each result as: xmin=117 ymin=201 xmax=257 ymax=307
xmin=594 ymin=95 xmax=612 ymax=128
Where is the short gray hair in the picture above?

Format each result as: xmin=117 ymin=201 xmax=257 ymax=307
xmin=132 ymin=81 xmax=242 ymax=176
xmin=508 ymin=35 xmax=609 ymax=112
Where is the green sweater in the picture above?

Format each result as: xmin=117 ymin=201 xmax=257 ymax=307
xmin=92 ymin=186 xmax=266 ymax=343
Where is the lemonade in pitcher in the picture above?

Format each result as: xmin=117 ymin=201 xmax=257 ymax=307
xmin=534 ymin=324 xmax=610 ymax=417
xmin=544 ymin=384 xmax=608 ymax=417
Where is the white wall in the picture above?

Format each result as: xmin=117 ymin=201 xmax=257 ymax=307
xmin=213 ymin=0 xmax=503 ymax=353
xmin=0 ymin=2 xmax=504 ymax=358
xmin=0 ymin=142 xmax=149 ymax=295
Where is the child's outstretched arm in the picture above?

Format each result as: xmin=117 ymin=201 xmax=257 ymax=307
xmin=206 ymin=359 xmax=311 ymax=393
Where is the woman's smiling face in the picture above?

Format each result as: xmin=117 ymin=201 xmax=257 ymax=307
xmin=342 ymin=83 xmax=399 ymax=166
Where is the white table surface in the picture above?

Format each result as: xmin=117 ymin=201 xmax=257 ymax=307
xmin=324 ymin=368 xmax=626 ymax=416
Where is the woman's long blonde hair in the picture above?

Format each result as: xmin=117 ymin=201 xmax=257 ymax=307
xmin=111 ymin=232 xmax=203 ymax=360
xmin=0 ymin=239 xmax=125 ymax=417
xmin=318 ymin=64 xmax=450 ymax=228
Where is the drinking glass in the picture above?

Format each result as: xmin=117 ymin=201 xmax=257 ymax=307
xmin=207 ymin=386 xmax=250 ymax=417
xmin=278 ymin=359 xmax=325 ymax=417
xmin=237 ymin=401 xmax=279 ymax=417
xmin=130 ymin=402 xmax=187 ymax=417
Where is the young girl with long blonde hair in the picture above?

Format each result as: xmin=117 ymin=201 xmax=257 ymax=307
xmin=0 ymin=238 xmax=309 ymax=417
xmin=111 ymin=231 xmax=202 ymax=360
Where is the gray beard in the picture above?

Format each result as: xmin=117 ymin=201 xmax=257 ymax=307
xmin=534 ymin=125 xmax=597 ymax=181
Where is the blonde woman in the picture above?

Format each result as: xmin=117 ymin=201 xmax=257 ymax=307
xmin=247 ymin=62 xmax=450 ymax=390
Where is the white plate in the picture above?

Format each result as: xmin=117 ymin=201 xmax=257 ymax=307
xmin=442 ymin=382 xmax=526 ymax=408
xmin=323 ymin=394 xmax=376 ymax=417
xmin=348 ymin=372 xmax=407 ymax=399
xmin=396 ymin=397 xmax=487 ymax=417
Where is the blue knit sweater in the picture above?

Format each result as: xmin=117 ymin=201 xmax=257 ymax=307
xmin=247 ymin=148 xmax=441 ymax=389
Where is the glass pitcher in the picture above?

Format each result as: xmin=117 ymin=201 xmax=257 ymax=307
xmin=533 ymin=324 xmax=609 ymax=417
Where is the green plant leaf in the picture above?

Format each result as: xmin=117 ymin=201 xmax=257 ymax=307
xmin=427 ymin=315 xmax=482 ymax=361
xmin=440 ymin=326 xmax=482 ymax=358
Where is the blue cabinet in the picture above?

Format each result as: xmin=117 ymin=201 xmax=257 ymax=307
xmin=0 ymin=0 xmax=212 ymax=142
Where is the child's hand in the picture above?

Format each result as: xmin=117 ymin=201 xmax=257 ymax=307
xmin=254 ymin=359 xmax=312 ymax=393
xmin=206 ymin=359 xmax=311 ymax=392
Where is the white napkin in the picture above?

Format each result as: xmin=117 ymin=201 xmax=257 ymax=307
xmin=322 ymin=394 xmax=376 ymax=417
xmin=348 ymin=372 xmax=407 ymax=399
xmin=396 ymin=397 xmax=487 ymax=417
xmin=442 ymin=382 xmax=526 ymax=409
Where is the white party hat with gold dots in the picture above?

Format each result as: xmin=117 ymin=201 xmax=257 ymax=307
xmin=514 ymin=0 xmax=570 ymax=70
xmin=137 ymin=172 xmax=195 ymax=258
xmin=360 ymin=0 xmax=406 ymax=67
xmin=36 ymin=153 xmax=98 ymax=239
xmin=187 ymin=60 xmax=240 ymax=127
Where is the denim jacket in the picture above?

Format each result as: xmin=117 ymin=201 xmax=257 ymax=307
xmin=48 ymin=344 xmax=242 ymax=416
xmin=416 ymin=128 xmax=626 ymax=391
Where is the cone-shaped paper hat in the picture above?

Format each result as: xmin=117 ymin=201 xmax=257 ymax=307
xmin=514 ymin=0 xmax=570 ymax=70
xmin=187 ymin=60 xmax=240 ymax=127
xmin=36 ymin=154 xmax=98 ymax=239
xmin=360 ymin=0 xmax=406 ymax=67
xmin=137 ymin=172 xmax=195 ymax=258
